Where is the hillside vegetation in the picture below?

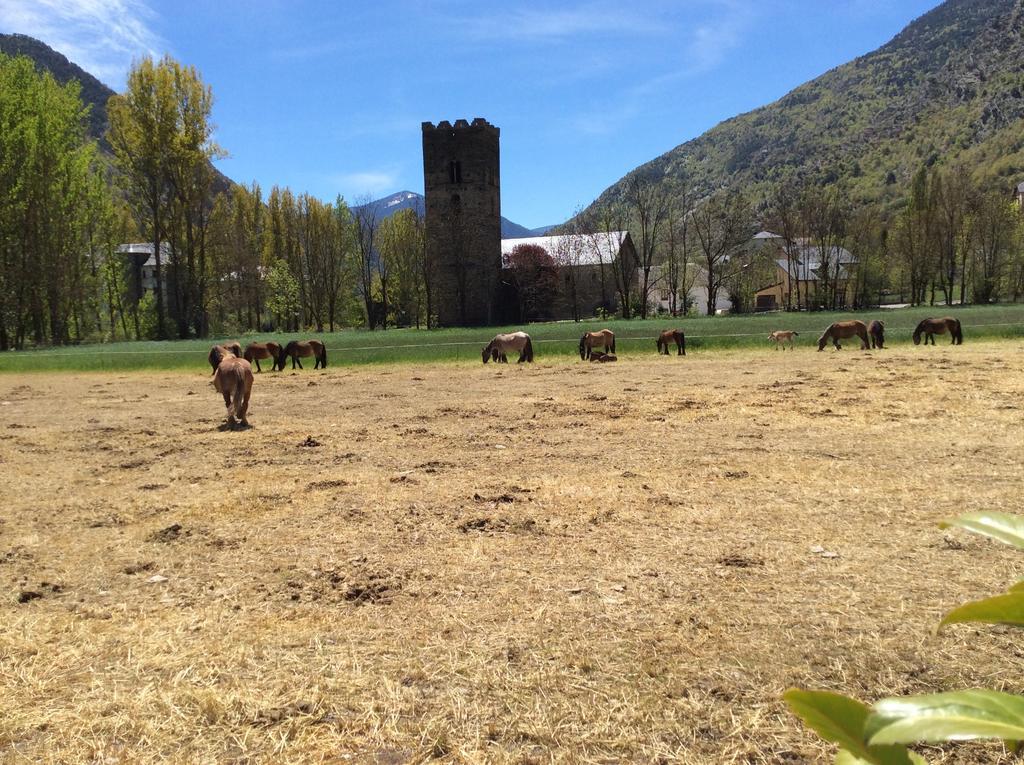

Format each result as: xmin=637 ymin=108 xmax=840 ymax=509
xmin=592 ymin=0 xmax=1024 ymax=210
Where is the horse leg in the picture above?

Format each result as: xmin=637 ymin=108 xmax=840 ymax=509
xmin=677 ymin=341 xmax=682 ymax=356
xmin=255 ymin=359 xmax=262 ymax=373
xmin=296 ymin=357 xmax=304 ymax=369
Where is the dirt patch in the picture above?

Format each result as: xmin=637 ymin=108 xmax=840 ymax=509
xmin=146 ymin=523 xmax=187 ymax=543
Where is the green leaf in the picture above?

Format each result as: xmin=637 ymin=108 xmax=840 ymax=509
xmin=939 ymin=513 xmax=1024 ymax=550
xmin=867 ymin=690 xmax=1024 ymax=746
xmin=784 ymin=689 xmax=920 ymax=765
xmin=835 ymin=752 xmax=928 ymax=765
xmin=941 ymin=591 xmax=1024 ymax=628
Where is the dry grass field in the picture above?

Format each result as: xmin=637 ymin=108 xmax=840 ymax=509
xmin=1 ymin=343 xmax=1023 ymax=764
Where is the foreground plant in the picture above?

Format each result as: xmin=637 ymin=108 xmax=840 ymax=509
xmin=785 ymin=512 xmax=1024 ymax=763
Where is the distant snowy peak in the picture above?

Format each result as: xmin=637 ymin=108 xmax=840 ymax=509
xmin=355 ymin=190 xmax=560 ymax=237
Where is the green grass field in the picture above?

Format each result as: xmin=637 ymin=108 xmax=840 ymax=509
xmin=1 ymin=303 xmax=1023 ymax=372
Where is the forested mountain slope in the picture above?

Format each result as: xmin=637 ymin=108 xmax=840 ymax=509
xmin=590 ymin=0 xmax=1024 ymax=210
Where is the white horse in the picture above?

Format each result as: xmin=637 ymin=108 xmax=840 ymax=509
xmin=482 ymin=332 xmax=534 ymax=363
xmin=768 ymin=330 xmax=799 ymax=350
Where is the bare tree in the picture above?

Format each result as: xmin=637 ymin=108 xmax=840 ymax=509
xmin=800 ymin=186 xmax=847 ymax=310
xmin=663 ymin=191 xmax=697 ymax=316
xmin=767 ymin=180 xmax=804 ymax=310
xmin=971 ymin=191 xmax=1018 ymax=304
xmin=692 ymin=190 xmax=753 ymax=316
xmin=623 ymin=174 xmax=670 ymax=318
xmin=586 ymin=203 xmax=633 ymax=319
xmin=352 ymin=196 xmax=379 ymax=328
xmin=931 ymin=165 xmax=973 ymax=305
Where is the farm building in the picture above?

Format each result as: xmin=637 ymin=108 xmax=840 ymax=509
xmin=500 ymin=231 xmax=638 ymax=321
xmin=752 ymin=232 xmax=857 ymax=311
xmin=117 ymin=243 xmax=172 ymax=303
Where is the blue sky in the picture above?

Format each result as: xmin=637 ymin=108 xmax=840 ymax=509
xmin=2 ymin=0 xmax=940 ymax=228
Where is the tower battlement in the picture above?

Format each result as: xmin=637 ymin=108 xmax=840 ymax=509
xmin=421 ymin=117 xmax=499 ymax=135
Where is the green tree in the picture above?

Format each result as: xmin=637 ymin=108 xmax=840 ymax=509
xmin=108 ymin=55 xmax=221 ymax=338
xmin=378 ymin=208 xmax=426 ymax=327
xmin=0 ymin=53 xmax=101 ymax=348
xmin=264 ymin=258 xmax=300 ymax=330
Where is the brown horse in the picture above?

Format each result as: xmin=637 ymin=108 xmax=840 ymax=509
xmin=243 ymin=341 xmax=282 ymax=373
xmin=913 ymin=317 xmax=962 ymax=346
xmin=482 ymin=332 xmax=534 ymax=364
xmin=868 ymin=320 xmax=885 ymax=349
xmin=656 ymin=329 xmax=686 ymax=356
xmin=579 ymin=329 xmax=615 ymax=360
xmin=817 ymin=320 xmax=870 ymax=351
xmin=768 ymin=330 xmax=798 ymax=350
xmin=589 ymin=352 xmax=617 ymax=363
xmin=212 ymin=355 xmax=253 ymax=428
xmin=207 ymin=341 xmax=242 ymax=373
xmin=277 ymin=339 xmax=328 ymax=370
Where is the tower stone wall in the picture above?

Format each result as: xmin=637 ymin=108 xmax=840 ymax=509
xmin=422 ymin=118 xmax=501 ymax=327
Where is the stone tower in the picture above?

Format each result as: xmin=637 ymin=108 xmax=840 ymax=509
xmin=422 ymin=118 xmax=501 ymax=327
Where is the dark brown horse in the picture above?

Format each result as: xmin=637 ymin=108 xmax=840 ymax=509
xmin=243 ymin=341 xmax=282 ymax=373
xmin=208 ymin=342 xmax=242 ymax=373
xmin=656 ymin=329 xmax=686 ymax=356
xmin=868 ymin=320 xmax=885 ymax=349
xmin=589 ymin=352 xmax=617 ymax=363
xmin=817 ymin=320 xmax=870 ymax=351
xmin=277 ymin=339 xmax=328 ymax=370
xmin=913 ymin=317 xmax=962 ymax=345
xmin=212 ymin=355 xmax=253 ymax=427
xmin=579 ymin=329 xmax=615 ymax=360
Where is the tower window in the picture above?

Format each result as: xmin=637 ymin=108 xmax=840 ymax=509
xmin=448 ymin=160 xmax=463 ymax=184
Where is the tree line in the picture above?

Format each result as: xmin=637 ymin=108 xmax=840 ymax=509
xmin=574 ymin=165 xmax=1024 ymax=321
xmin=3 ymin=49 xmax=1024 ymax=349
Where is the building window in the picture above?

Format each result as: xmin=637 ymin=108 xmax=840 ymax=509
xmin=448 ymin=160 xmax=462 ymax=184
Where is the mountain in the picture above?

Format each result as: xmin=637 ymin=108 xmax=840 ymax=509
xmin=588 ymin=0 xmax=1024 ymax=212
xmin=0 ymin=33 xmax=116 ymax=151
xmin=355 ymin=191 xmax=554 ymax=238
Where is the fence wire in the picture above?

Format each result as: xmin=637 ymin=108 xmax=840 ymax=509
xmin=1 ymin=321 xmax=1020 ymax=359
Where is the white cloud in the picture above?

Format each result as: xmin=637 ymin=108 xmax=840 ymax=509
xmin=453 ymin=4 xmax=665 ymax=43
xmin=333 ymin=170 xmax=401 ymax=197
xmin=0 ymin=0 xmax=163 ymax=88
xmin=565 ymin=2 xmax=754 ymax=140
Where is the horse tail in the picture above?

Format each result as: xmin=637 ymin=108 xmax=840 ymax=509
xmin=525 ymin=336 xmax=534 ymax=362
xmin=953 ymin=319 xmax=963 ymax=345
xmin=579 ymin=335 xmax=586 ymax=360
xmin=793 ymin=331 xmax=799 ymax=336
xmin=232 ymin=370 xmax=247 ymax=419
xmin=320 ymin=343 xmax=328 ymax=367
xmin=680 ymin=333 xmax=686 ymax=356
xmin=610 ymin=334 xmax=616 ymax=354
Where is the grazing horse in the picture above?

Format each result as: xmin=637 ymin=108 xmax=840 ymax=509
xmin=768 ymin=330 xmax=798 ymax=350
xmin=656 ymin=329 xmax=686 ymax=356
xmin=817 ymin=320 xmax=870 ymax=351
xmin=579 ymin=329 xmax=615 ymax=360
xmin=243 ymin=341 xmax=282 ymax=373
xmin=482 ymin=332 xmax=534 ymax=364
xmin=868 ymin=320 xmax=885 ymax=349
xmin=277 ymin=339 xmax=328 ymax=370
xmin=208 ymin=341 xmax=242 ymax=374
xmin=212 ymin=355 xmax=253 ymax=427
xmin=913 ymin=317 xmax=963 ymax=346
